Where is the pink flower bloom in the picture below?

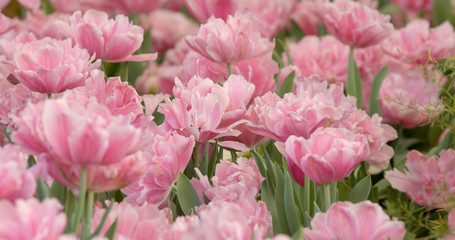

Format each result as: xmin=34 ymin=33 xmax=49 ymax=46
xmin=69 ymin=10 xmax=157 ymax=62
xmin=192 ymin=157 xmax=264 ymax=203
xmin=341 ymin=110 xmax=397 ymax=170
xmin=71 ymin=70 xmax=144 ymax=121
xmin=13 ymin=97 xmax=142 ymax=166
xmin=383 ymin=19 xmax=455 ymax=64
xmin=0 ymin=198 xmax=67 ymax=240
xmin=140 ymin=9 xmax=198 ymax=53
xmin=284 ymin=127 xmax=368 ymax=185
xmin=122 ymin=132 xmax=195 ymax=208
xmin=159 ymin=75 xmax=254 ymax=142
xmin=385 ymin=149 xmax=455 ymax=207
xmin=21 ymin=12 xmax=71 ymax=40
xmin=247 ymin=77 xmax=356 ymax=142
xmin=288 ymin=35 xmax=349 ymax=84
xmin=12 ymin=38 xmax=100 ymax=93
xmin=0 ymin=80 xmax=45 ymax=127
xmin=185 ymin=200 xmax=270 ymax=240
xmin=40 ymin=151 xmax=146 ymax=192
xmin=378 ymin=70 xmax=442 ymax=128
xmin=322 ymin=0 xmax=394 ymax=48
xmin=391 ymin=0 xmax=435 ymax=12
xmin=291 ymin=0 xmax=323 ymax=35
xmin=107 ymin=0 xmax=165 ymax=14
xmin=183 ymin=0 xmax=240 ymax=23
xmin=239 ymin=0 xmax=297 ymax=37
xmin=304 ymin=201 xmax=406 ymax=240
xmin=0 ymin=144 xmax=35 ymax=202
xmin=185 ymin=14 xmax=274 ymax=63
xmin=91 ymin=201 xmax=171 ymax=239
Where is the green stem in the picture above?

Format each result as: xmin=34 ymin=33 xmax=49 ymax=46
xmin=324 ymin=184 xmax=331 ymax=212
xmin=47 ymin=93 xmax=52 ymax=99
xmin=303 ymin=175 xmax=311 ymax=226
xmin=227 ymin=63 xmax=232 ymax=76
xmin=72 ymin=167 xmax=87 ymax=233
xmin=85 ymin=190 xmax=95 ymax=229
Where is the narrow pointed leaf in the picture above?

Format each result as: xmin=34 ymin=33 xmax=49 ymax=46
xmin=177 ymin=172 xmax=202 ymax=215
xmin=369 ymin=66 xmax=388 ymax=116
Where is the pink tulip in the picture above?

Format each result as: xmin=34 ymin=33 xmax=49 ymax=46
xmin=321 ymin=0 xmax=394 ymax=48
xmin=239 ymin=0 xmax=297 ymax=37
xmin=0 ymin=80 xmax=45 ymax=127
xmin=140 ymin=9 xmax=198 ymax=53
xmin=291 ymin=0 xmax=323 ymax=35
xmin=107 ymin=0 xmax=165 ymax=14
xmin=0 ymin=144 xmax=35 ymax=202
xmin=185 ymin=14 xmax=274 ymax=63
xmin=13 ymin=96 xmax=142 ymax=166
xmin=91 ymin=201 xmax=171 ymax=239
xmin=284 ymin=127 xmax=368 ymax=185
xmin=40 ymin=151 xmax=146 ymax=192
xmin=184 ymin=200 xmax=270 ymax=240
xmin=69 ymin=10 xmax=157 ymax=62
xmin=288 ymin=35 xmax=349 ymax=84
xmin=12 ymin=38 xmax=100 ymax=93
xmin=391 ymin=0 xmax=435 ymax=12
xmin=383 ymin=19 xmax=455 ymax=64
xmin=159 ymin=75 xmax=254 ymax=142
xmin=247 ymin=77 xmax=356 ymax=142
xmin=385 ymin=149 xmax=455 ymax=207
xmin=122 ymin=131 xmax=195 ymax=208
xmin=0 ymin=198 xmax=67 ymax=240
xmin=378 ymin=70 xmax=442 ymax=128
xmin=183 ymin=0 xmax=240 ymax=23
xmin=20 ymin=12 xmax=72 ymax=40
xmin=341 ymin=110 xmax=397 ymax=170
xmin=304 ymin=201 xmax=406 ymax=240
xmin=71 ymin=70 xmax=144 ymax=121
xmin=191 ymin=157 xmax=264 ymax=203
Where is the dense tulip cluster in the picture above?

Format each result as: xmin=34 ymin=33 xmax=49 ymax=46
xmin=1 ymin=0 xmax=455 ymax=239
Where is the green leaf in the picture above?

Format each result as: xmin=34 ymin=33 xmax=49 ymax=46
xmin=274 ymin=163 xmax=291 ymax=234
xmin=277 ymin=71 xmax=295 ymax=98
xmin=104 ymin=218 xmax=118 ymax=240
xmin=350 ymin=175 xmax=372 ymax=203
xmin=252 ymin=149 xmax=267 ymax=177
xmin=176 ymin=173 xmax=202 ymax=215
xmin=337 ymin=180 xmax=352 ymax=201
xmin=291 ymin=227 xmax=304 ymax=240
xmin=284 ymin=173 xmax=302 ymax=234
xmin=230 ymin=149 xmax=237 ymax=163
xmin=289 ymin=20 xmax=305 ymax=41
xmin=37 ymin=178 xmax=49 ymax=201
xmin=346 ymin=48 xmax=363 ymax=109
xmin=433 ymin=0 xmax=455 ymax=27
xmin=369 ymin=66 xmax=388 ymax=116
xmin=50 ymin=181 xmax=66 ymax=204
xmin=2 ymin=126 xmax=13 ymax=144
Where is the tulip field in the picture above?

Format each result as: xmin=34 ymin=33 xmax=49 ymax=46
xmin=2 ymin=0 xmax=455 ymax=239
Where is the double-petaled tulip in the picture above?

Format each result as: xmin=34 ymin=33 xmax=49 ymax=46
xmin=385 ymin=149 xmax=455 ymax=207
xmin=284 ymin=127 xmax=368 ymax=185
xmin=12 ymin=38 xmax=100 ymax=93
xmin=321 ymin=0 xmax=394 ymax=48
xmin=68 ymin=10 xmax=157 ymax=62
xmin=185 ymin=14 xmax=274 ymax=64
xmin=304 ymin=201 xmax=406 ymax=240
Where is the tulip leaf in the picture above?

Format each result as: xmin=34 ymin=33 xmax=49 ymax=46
xmin=177 ymin=172 xmax=202 ymax=216
xmin=274 ymin=163 xmax=291 ymax=234
xmin=337 ymin=180 xmax=352 ymax=201
xmin=350 ymin=175 xmax=372 ymax=203
xmin=252 ymin=148 xmax=267 ymax=178
xmin=369 ymin=66 xmax=388 ymax=116
xmin=278 ymin=71 xmax=295 ymax=98
xmin=2 ymin=126 xmax=13 ymax=144
xmin=37 ymin=178 xmax=50 ymax=201
xmin=433 ymin=0 xmax=455 ymax=27
xmin=346 ymin=48 xmax=363 ymax=109
xmin=50 ymin=181 xmax=66 ymax=204
xmin=284 ymin=172 xmax=302 ymax=234
xmin=91 ymin=200 xmax=115 ymax=238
